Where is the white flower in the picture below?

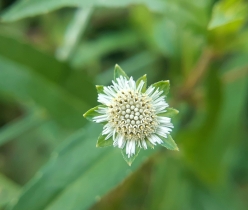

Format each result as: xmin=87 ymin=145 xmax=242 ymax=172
xmin=84 ymin=65 xmax=178 ymax=164
xmin=93 ymin=76 xmax=174 ymax=158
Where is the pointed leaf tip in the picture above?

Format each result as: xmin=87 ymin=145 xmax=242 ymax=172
xmin=152 ymin=80 xmax=170 ymax=95
xmin=160 ymin=135 xmax=178 ymax=151
xmin=83 ymin=105 xmax=105 ymax=122
xmin=121 ymin=147 xmax=141 ymax=166
xmin=114 ymin=64 xmax=129 ymax=80
xmin=96 ymin=85 xmax=104 ymax=94
xmin=158 ymin=108 xmax=179 ymax=118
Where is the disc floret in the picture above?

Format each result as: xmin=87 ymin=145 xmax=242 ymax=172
xmin=108 ymin=89 xmax=158 ymax=141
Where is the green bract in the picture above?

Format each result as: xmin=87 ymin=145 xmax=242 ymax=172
xmin=84 ymin=64 xmax=179 ymax=165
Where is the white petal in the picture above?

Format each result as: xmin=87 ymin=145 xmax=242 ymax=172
xmin=136 ymin=80 xmax=144 ymax=92
xmin=150 ymin=89 xmax=163 ymax=101
xmin=131 ymin=140 xmax=135 ymax=155
xmin=112 ymin=81 xmax=121 ymax=92
xmin=153 ymin=96 xmax=166 ymax=105
xmin=146 ymin=86 xmax=155 ymax=96
xmin=112 ymin=129 xmax=116 ymax=140
xmin=125 ymin=140 xmax=131 ymax=156
xmin=118 ymin=135 xmax=125 ymax=148
xmin=96 ymin=106 xmax=108 ymax=114
xmin=126 ymin=140 xmax=136 ymax=158
xmin=147 ymin=134 xmax=163 ymax=145
xmin=102 ymin=123 xmax=114 ymax=139
xmin=128 ymin=77 xmax=136 ymax=90
xmin=154 ymin=107 xmax=167 ymax=114
xmin=98 ymin=94 xmax=113 ymax=105
xmin=93 ymin=114 xmax=108 ymax=123
xmin=152 ymin=96 xmax=168 ymax=113
xmin=103 ymin=86 xmax=117 ymax=97
xmin=157 ymin=116 xmax=171 ymax=124
xmin=156 ymin=125 xmax=172 ymax=138
xmin=112 ymin=76 xmax=128 ymax=92
xmin=116 ymin=76 xmax=127 ymax=89
xmin=105 ymin=131 xmax=114 ymax=140
xmin=113 ymin=134 xmax=119 ymax=147
xmin=142 ymin=139 xmax=147 ymax=149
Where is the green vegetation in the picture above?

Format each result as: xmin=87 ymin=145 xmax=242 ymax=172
xmin=0 ymin=0 xmax=248 ymax=209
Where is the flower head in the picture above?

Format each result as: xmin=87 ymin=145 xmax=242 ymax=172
xmin=84 ymin=65 xmax=179 ymax=165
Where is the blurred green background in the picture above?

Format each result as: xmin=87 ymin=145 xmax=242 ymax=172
xmin=0 ymin=0 xmax=248 ymax=209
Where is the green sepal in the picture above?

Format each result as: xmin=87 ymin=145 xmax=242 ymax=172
xmin=158 ymin=108 xmax=179 ymax=118
xmin=96 ymin=85 xmax=104 ymax=94
xmin=83 ymin=105 xmax=106 ymax=123
xmin=146 ymin=138 xmax=154 ymax=149
xmin=159 ymin=134 xmax=179 ymax=151
xmin=114 ymin=64 xmax=129 ymax=81
xmin=121 ymin=146 xmax=141 ymax=166
xmin=96 ymin=134 xmax=113 ymax=147
xmin=136 ymin=74 xmax=147 ymax=93
xmin=152 ymin=80 xmax=170 ymax=95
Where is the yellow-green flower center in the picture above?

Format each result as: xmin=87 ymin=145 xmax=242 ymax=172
xmin=108 ymin=89 xmax=158 ymax=140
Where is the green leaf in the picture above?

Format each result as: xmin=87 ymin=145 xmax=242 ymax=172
xmin=0 ymin=34 xmax=96 ymax=107
xmin=121 ymin=146 xmax=141 ymax=166
xmin=9 ymin=124 xmax=154 ymax=210
xmin=0 ymin=56 xmax=88 ymax=129
xmin=0 ymin=0 xmax=164 ymax=22
xmin=181 ymin=66 xmax=248 ymax=185
xmin=0 ymin=173 xmax=20 ymax=208
xmin=160 ymin=135 xmax=179 ymax=151
xmin=0 ymin=34 xmax=70 ymax=84
xmin=114 ymin=64 xmax=129 ymax=81
xmin=83 ymin=105 xmax=105 ymax=123
xmin=152 ymin=80 xmax=170 ymax=95
xmin=71 ymin=31 xmax=140 ymax=69
xmin=96 ymin=134 xmax=113 ymax=147
xmin=158 ymin=108 xmax=179 ymax=118
xmin=153 ymin=17 xmax=178 ymax=57
xmin=208 ymin=0 xmax=247 ymax=30
xmin=144 ymin=156 xmax=191 ymax=210
xmin=56 ymin=7 xmax=93 ymax=61
xmin=0 ymin=109 xmax=48 ymax=147
xmin=95 ymin=85 xmax=104 ymax=94
xmin=136 ymin=74 xmax=147 ymax=93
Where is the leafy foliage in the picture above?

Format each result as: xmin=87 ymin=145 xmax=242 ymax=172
xmin=0 ymin=0 xmax=248 ymax=209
